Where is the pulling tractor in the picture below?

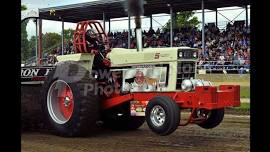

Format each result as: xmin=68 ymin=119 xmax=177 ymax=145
xmin=21 ymin=15 xmax=240 ymax=137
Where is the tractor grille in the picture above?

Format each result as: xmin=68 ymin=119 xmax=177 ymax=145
xmin=176 ymin=61 xmax=196 ymax=90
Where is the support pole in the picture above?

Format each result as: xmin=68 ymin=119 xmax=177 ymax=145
xmin=38 ymin=19 xmax=42 ymax=65
xmin=216 ymin=8 xmax=218 ymax=27
xmin=35 ymin=18 xmax=38 ymax=64
xmin=61 ymin=19 xmax=64 ymax=55
xmin=103 ymin=12 xmax=106 ymax=32
xmin=128 ymin=12 xmax=131 ymax=49
xmin=201 ymin=0 xmax=205 ymax=54
xmin=108 ymin=18 xmax=111 ymax=33
xmin=245 ymin=5 xmax=248 ymax=27
xmin=150 ymin=14 xmax=153 ymax=29
xmin=170 ymin=7 xmax=173 ymax=47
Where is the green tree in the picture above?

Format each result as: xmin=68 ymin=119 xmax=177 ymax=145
xmin=21 ymin=4 xmax=27 ymax=11
xmin=42 ymin=32 xmax=62 ymax=53
xmin=21 ymin=20 xmax=29 ymax=62
xmin=28 ymin=36 xmax=37 ymax=57
xmin=165 ymin=11 xmax=200 ymax=30
xmin=64 ymin=28 xmax=75 ymax=42
xmin=21 ymin=4 xmax=30 ymax=62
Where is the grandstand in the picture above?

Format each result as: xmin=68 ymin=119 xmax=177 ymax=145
xmin=107 ymin=20 xmax=249 ymax=74
xmin=23 ymin=0 xmax=250 ymax=74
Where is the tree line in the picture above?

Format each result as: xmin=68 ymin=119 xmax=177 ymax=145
xmin=21 ymin=19 xmax=74 ymax=62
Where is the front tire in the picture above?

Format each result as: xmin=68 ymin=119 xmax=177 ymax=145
xmin=145 ymin=96 xmax=180 ymax=135
xmin=42 ymin=61 xmax=100 ymax=137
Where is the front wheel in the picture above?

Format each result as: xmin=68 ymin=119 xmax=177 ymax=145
xmin=145 ymin=96 xmax=180 ymax=136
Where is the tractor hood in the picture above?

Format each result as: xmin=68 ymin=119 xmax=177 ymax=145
xmin=107 ymin=47 xmax=186 ymax=67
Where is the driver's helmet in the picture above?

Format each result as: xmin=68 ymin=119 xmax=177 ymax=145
xmin=86 ymin=28 xmax=97 ymax=38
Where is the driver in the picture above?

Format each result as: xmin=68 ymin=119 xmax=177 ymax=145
xmin=85 ymin=29 xmax=99 ymax=50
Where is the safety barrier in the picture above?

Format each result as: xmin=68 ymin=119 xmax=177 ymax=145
xmin=196 ymin=60 xmax=250 ymax=74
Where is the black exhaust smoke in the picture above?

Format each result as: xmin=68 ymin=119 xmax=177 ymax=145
xmin=127 ymin=0 xmax=144 ymax=51
xmin=128 ymin=0 xmax=144 ymax=27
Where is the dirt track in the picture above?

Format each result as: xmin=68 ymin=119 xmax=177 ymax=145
xmin=21 ymin=114 xmax=249 ymax=152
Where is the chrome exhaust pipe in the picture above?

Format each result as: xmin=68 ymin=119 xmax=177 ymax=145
xmin=135 ymin=27 xmax=143 ymax=52
xmin=127 ymin=0 xmax=144 ymax=52
xmin=181 ymin=79 xmax=213 ymax=92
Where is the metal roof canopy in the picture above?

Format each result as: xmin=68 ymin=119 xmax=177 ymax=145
xmin=39 ymin=0 xmax=250 ymax=23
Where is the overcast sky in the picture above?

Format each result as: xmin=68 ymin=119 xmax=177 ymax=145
xmin=22 ymin=0 xmax=92 ymax=9
xmin=22 ymin=0 xmax=250 ymax=39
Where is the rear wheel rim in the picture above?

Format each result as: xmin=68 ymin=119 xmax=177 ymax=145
xmin=47 ymin=80 xmax=74 ymax=124
xmin=150 ymin=105 xmax=166 ymax=127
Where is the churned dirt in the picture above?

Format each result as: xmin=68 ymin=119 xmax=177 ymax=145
xmin=21 ymin=114 xmax=249 ymax=152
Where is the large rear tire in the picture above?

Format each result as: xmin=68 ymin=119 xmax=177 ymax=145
xmin=42 ymin=61 xmax=100 ymax=137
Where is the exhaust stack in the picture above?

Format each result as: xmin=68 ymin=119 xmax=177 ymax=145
xmin=135 ymin=16 xmax=143 ymax=52
xmin=128 ymin=0 xmax=144 ymax=52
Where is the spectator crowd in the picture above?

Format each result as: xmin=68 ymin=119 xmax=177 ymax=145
xmin=45 ymin=21 xmax=250 ymax=73
xmin=107 ymin=21 xmax=250 ymax=73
